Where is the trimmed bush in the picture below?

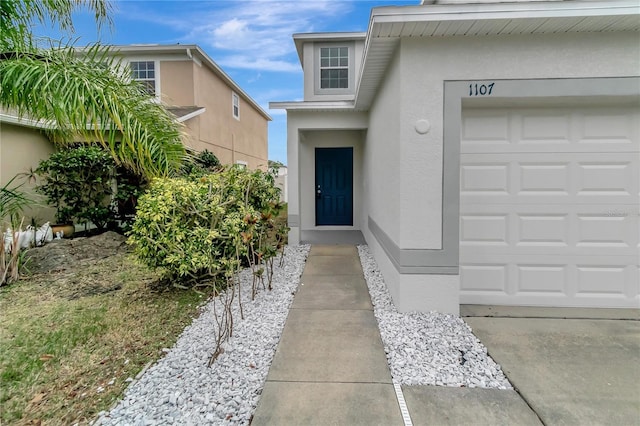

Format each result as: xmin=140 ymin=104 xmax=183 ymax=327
xmin=128 ymin=166 xmax=286 ymax=284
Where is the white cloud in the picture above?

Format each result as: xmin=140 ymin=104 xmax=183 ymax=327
xmin=218 ymin=55 xmax=301 ymax=72
xmin=117 ymin=1 xmax=357 ymax=73
xmin=181 ymin=0 xmax=354 ymax=73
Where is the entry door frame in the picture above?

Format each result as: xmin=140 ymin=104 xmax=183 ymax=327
xmin=315 ymin=147 xmax=354 ymax=226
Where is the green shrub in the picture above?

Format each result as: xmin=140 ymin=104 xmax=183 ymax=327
xmin=128 ymin=166 xmax=286 ymax=284
xmin=113 ymin=165 xmax=148 ymax=231
xmin=180 ymin=149 xmax=222 ymax=177
xmin=36 ymin=146 xmax=115 ymax=229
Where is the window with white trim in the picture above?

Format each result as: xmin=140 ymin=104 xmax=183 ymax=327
xmin=235 ymin=160 xmax=247 ymax=169
xmin=130 ymin=61 xmax=156 ymax=95
xmin=232 ymin=92 xmax=240 ymax=120
xmin=320 ymin=47 xmax=348 ymax=89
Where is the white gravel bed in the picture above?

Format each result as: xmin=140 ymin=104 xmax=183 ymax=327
xmin=98 ymin=245 xmax=310 ymax=426
xmin=357 ymin=245 xmax=512 ymax=389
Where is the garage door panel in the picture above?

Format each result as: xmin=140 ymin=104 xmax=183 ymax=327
xmin=460 ymin=104 xmax=639 ymax=308
xmin=460 ymin=207 xmax=638 ymax=253
xmin=460 ymin=214 xmax=509 ymax=245
xmin=460 ymin=162 xmax=510 ymax=194
xmin=519 ymin=112 xmax=572 ymax=144
xmin=461 ymin=107 xmax=639 ymax=154
xmin=461 ymin=261 xmax=638 ymax=306
xmin=519 ymin=163 xmax=570 ymax=193
xmin=577 ymin=161 xmax=635 ymax=196
xmin=578 ymin=109 xmax=639 ymax=145
xmin=576 ymin=215 xmax=631 ymax=247
xmin=461 ymin=153 xmax=637 ymax=202
xmin=459 ymin=293 xmax=640 ymax=308
xmin=460 ymin=264 xmax=507 ymax=293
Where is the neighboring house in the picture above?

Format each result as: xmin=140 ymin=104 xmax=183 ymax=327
xmin=271 ymin=0 xmax=640 ymax=314
xmin=272 ymin=165 xmax=289 ymax=204
xmin=113 ymin=44 xmax=271 ymax=170
xmin=0 ymin=113 xmax=57 ymax=224
xmin=1 ymin=43 xmax=271 ymax=224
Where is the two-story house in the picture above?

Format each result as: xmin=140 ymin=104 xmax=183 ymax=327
xmin=271 ymin=0 xmax=639 ymax=314
xmin=1 ymin=43 xmax=270 ymax=225
xmin=115 ymin=44 xmax=271 ymax=170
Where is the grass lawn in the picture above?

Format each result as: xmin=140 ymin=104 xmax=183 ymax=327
xmin=1 ymin=203 xmax=288 ymax=424
xmin=0 ymin=246 xmax=209 ymax=425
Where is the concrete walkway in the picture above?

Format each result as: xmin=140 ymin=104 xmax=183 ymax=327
xmin=252 ymin=244 xmax=638 ymax=425
xmin=251 ymin=245 xmax=538 ymax=425
xmin=252 ymin=245 xmax=403 ymax=425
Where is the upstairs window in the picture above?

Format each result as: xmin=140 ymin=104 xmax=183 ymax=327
xmin=320 ymin=47 xmax=349 ymax=89
xmin=130 ymin=61 xmax=156 ymax=95
xmin=232 ymin=92 xmax=240 ymax=119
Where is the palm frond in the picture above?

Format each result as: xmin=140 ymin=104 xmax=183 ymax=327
xmin=0 ymin=0 xmax=112 ymax=50
xmin=0 ymin=44 xmax=186 ymax=178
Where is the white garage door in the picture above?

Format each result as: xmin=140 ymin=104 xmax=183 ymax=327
xmin=459 ymin=103 xmax=639 ymax=308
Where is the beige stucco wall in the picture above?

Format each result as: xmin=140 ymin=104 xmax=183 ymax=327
xmin=160 ymin=61 xmax=195 ymax=106
xmin=157 ymin=57 xmax=269 ymax=170
xmin=0 ymin=123 xmax=56 ymax=226
xmin=191 ymin=61 xmax=268 ymax=170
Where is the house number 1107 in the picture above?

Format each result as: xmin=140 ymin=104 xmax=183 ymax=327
xmin=469 ymin=82 xmax=495 ymax=96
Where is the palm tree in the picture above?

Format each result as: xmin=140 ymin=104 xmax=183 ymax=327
xmin=0 ymin=0 xmax=186 ymax=178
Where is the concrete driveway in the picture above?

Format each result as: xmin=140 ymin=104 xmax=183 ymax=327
xmin=463 ymin=306 xmax=640 ymax=426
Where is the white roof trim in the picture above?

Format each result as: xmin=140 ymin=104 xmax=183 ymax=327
xmin=372 ymin=0 xmax=638 ymax=22
xmin=269 ymin=100 xmax=356 ymax=111
xmin=176 ymin=107 xmax=206 ymax=123
xmin=293 ymin=32 xmax=366 ymax=66
xmin=0 ymin=112 xmax=55 ymax=129
xmin=354 ymin=0 xmax=639 ymax=109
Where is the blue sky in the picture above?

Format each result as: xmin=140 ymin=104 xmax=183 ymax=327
xmin=37 ymin=0 xmax=419 ymax=164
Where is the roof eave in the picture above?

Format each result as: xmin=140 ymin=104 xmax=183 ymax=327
xmin=269 ymin=100 xmax=357 ymax=112
xmin=354 ymin=0 xmax=640 ymax=110
xmin=293 ymin=32 xmax=367 ymax=67
xmin=0 ymin=112 xmax=55 ymax=130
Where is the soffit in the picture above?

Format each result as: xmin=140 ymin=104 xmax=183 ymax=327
xmin=355 ymin=0 xmax=640 ymax=109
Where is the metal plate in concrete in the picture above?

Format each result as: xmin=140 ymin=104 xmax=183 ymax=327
xmin=402 ymin=385 xmax=542 ymax=426
xmin=252 ymin=382 xmax=403 ymax=426
xmin=267 ymin=309 xmax=392 ymax=383
xmin=466 ymin=317 xmax=640 ymax=426
xmin=293 ymin=275 xmax=373 ymax=310
xmin=303 ymin=255 xmax=363 ymax=276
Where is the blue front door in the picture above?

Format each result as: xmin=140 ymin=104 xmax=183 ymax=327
xmin=315 ymin=147 xmax=353 ymax=226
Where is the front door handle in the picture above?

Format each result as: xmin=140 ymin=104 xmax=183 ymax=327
xmin=316 ymin=185 xmax=322 ymax=199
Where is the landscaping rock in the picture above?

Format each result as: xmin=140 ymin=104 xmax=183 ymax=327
xmin=357 ymin=245 xmax=512 ymax=390
xmin=99 ymin=245 xmax=309 ymax=426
